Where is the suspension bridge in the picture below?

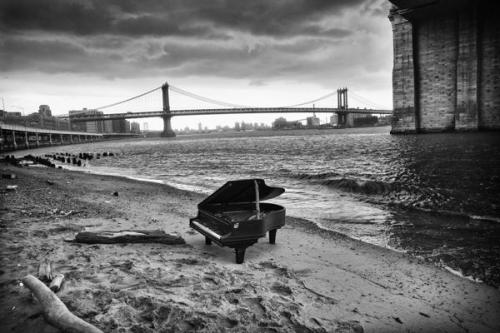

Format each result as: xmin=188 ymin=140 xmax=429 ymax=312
xmin=67 ymin=83 xmax=392 ymax=137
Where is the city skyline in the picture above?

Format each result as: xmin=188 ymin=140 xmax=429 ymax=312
xmin=0 ymin=0 xmax=393 ymax=130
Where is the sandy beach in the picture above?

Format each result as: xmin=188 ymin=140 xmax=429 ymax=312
xmin=1 ymin=162 xmax=499 ymax=332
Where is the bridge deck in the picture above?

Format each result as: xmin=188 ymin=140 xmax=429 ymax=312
xmin=0 ymin=122 xmax=103 ymax=136
xmin=67 ymin=107 xmax=392 ymax=122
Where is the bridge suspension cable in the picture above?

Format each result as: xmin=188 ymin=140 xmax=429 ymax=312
xmin=281 ymin=90 xmax=338 ymax=108
xmin=169 ymin=84 xmax=251 ymax=108
xmin=88 ymin=81 xmax=390 ymax=113
xmin=93 ymin=85 xmax=162 ymax=110
xmin=349 ymin=90 xmax=391 ymax=110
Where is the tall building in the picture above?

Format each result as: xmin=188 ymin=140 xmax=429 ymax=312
xmin=111 ymin=119 xmax=130 ymax=133
xmin=104 ymin=120 xmax=114 ymax=133
xmin=130 ymin=122 xmax=140 ymax=133
xmin=330 ymin=114 xmax=338 ymax=126
xmin=38 ymin=105 xmax=52 ymax=118
xmin=69 ymin=109 xmax=104 ymax=133
xmin=306 ymin=115 xmax=320 ymax=128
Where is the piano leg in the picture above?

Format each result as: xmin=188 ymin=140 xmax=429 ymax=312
xmin=235 ymin=248 xmax=246 ymax=264
xmin=269 ymin=229 xmax=277 ymax=244
xmin=205 ymin=237 xmax=212 ymax=245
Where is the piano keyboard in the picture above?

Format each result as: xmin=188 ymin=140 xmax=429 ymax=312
xmin=191 ymin=220 xmax=222 ymax=240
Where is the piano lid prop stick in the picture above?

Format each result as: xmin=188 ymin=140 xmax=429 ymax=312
xmin=255 ymin=180 xmax=261 ymax=219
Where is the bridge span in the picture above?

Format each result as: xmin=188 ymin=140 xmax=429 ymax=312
xmin=68 ymin=107 xmax=391 ymax=121
xmin=67 ymin=84 xmax=392 ymax=137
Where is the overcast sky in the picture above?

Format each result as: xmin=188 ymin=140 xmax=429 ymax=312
xmin=0 ymin=0 xmax=393 ymax=130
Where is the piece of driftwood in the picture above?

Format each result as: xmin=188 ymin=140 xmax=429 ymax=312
xmin=38 ymin=260 xmax=53 ymax=282
xmin=49 ymin=273 xmax=65 ymax=292
xmin=73 ymin=230 xmax=185 ymax=245
xmin=22 ymin=275 xmax=103 ymax=333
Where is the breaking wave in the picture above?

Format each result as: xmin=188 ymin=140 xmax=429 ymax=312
xmin=320 ymin=178 xmax=397 ymax=195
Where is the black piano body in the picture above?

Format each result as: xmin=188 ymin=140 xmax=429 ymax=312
xmin=189 ymin=179 xmax=285 ymax=263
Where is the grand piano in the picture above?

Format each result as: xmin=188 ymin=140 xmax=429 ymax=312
xmin=190 ymin=179 xmax=285 ymax=263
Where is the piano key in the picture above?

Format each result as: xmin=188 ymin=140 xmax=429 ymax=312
xmin=191 ymin=220 xmax=222 ymax=240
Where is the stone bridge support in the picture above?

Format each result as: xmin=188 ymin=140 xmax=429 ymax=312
xmin=389 ymin=1 xmax=500 ymax=133
xmin=161 ymin=83 xmax=176 ymax=137
xmin=336 ymin=88 xmax=353 ymax=127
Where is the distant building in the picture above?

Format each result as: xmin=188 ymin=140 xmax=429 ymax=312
xmin=330 ymin=114 xmax=338 ymax=126
xmin=104 ymin=120 xmax=113 ymax=133
xmin=273 ymin=117 xmax=303 ymax=130
xmin=69 ymin=109 xmax=104 ymax=133
xmin=111 ymin=119 xmax=130 ymax=133
xmin=306 ymin=116 xmax=320 ymax=128
xmin=1 ymin=105 xmax=70 ymax=130
xmin=130 ymin=122 xmax=140 ymax=133
xmin=38 ymin=105 xmax=52 ymax=118
xmin=353 ymin=115 xmax=378 ymax=127
xmin=0 ymin=110 xmax=22 ymax=118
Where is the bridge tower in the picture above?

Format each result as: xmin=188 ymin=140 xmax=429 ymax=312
xmin=336 ymin=88 xmax=353 ymax=127
xmin=161 ymin=83 xmax=176 ymax=137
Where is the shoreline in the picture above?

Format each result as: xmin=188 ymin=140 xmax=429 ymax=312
xmin=1 ymin=163 xmax=500 ymax=332
xmin=28 ymin=160 xmax=499 ymax=285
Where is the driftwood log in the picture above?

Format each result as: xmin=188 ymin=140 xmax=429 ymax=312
xmin=22 ymin=274 xmax=103 ymax=333
xmin=74 ymin=230 xmax=185 ymax=245
xmin=49 ymin=273 xmax=65 ymax=292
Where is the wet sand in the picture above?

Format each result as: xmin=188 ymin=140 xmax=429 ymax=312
xmin=1 ymin=163 xmax=499 ymax=332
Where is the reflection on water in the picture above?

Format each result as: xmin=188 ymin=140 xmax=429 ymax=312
xmin=19 ymin=127 xmax=500 ymax=286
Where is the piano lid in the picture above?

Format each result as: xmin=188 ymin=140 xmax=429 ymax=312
xmin=199 ymin=179 xmax=285 ymax=206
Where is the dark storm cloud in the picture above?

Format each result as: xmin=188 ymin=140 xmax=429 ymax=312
xmin=0 ymin=36 xmax=125 ymax=75
xmin=0 ymin=0 xmax=363 ymax=37
xmin=0 ymin=0 xmax=389 ymax=85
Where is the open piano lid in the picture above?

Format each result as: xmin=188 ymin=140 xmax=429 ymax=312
xmin=199 ymin=179 xmax=285 ymax=206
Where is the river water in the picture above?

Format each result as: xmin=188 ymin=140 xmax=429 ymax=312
xmin=16 ymin=126 xmax=500 ymax=286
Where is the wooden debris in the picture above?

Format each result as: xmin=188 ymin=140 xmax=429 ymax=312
xmin=22 ymin=275 xmax=103 ymax=333
xmin=73 ymin=229 xmax=185 ymax=245
xmin=49 ymin=273 xmax=65 ymax=292
xmin=6 ymin=185 xmax=18 ymax=191
xmin=38 ymin=260 xmax=53 ymax=282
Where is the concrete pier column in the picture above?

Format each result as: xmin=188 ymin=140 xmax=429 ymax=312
xmin=455 ymin=5 xmax=479 ymax=130
xmin=60 ymin=134 xmax=63 ymax=144
xmin=25 ymin=131 xmax=29 ymax=149
xmin=35 ymin=133 xmax=40 ymax=147
xmin=70 ymin=135 xmax=73 ymax=144
xmin=161 ymin=116 xmax=176 ymax=137
xmin=336 ymin=112 xmax=353 ymax=128
xmin=389 ymin=9 xmax=419 ymax=133
xmin=12 ymin=131 xmax=18 ymax=150
xmin=336 ymin=112 xmax=345 ymax=127
xmin=49 ymin=134 xmax=53 ymax=145
xmin=161 ymin=82 xmax=176 ymax=137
